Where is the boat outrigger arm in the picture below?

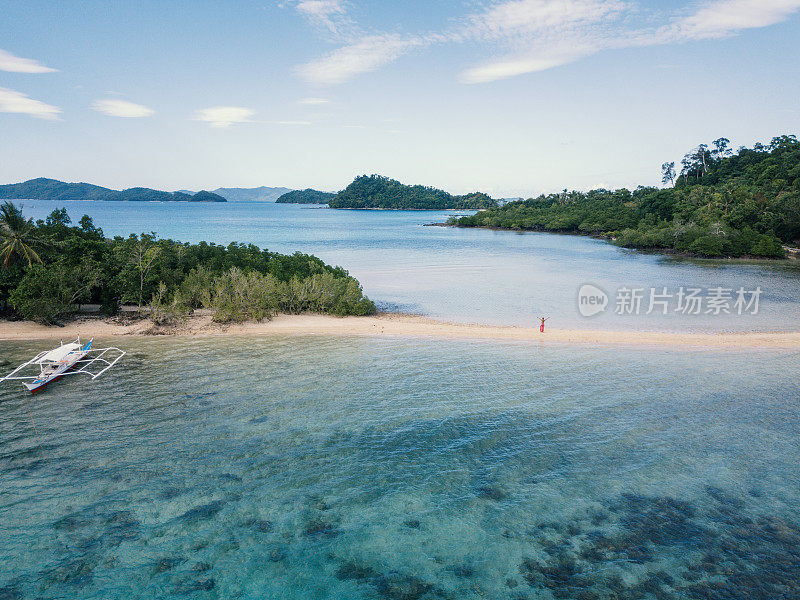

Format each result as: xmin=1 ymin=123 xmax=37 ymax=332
xmin=0 ymin=337 xmax=126 ymax=393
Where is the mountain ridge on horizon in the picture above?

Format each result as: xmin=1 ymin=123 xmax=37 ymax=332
xmin=0 ymin=178 xmax=226 ymax=202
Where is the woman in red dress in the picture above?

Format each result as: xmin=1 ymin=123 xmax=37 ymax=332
xmin=539 ymin=316 xmax=548 ymax=332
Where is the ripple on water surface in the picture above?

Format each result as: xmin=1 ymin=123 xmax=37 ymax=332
xmin=0 ymin=336 xmax=798 ymax=599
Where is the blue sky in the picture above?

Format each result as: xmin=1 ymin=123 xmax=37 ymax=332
xmin=1 ymin=0 xmax=799 ymax=197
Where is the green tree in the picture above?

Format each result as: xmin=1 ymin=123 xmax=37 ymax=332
xmin=661 ymin=162 xmax=676 ymax=187
xmin=113 ymin=234 xmax=162 ymax=307
xmin=329 ymin=175 xmax=497 ymax=210
xmin=711 ymin=137 xmax=731 ymax=160
xmin=209 ymin=267 xmax=282 ymax=322
xmin=9 ymin=259 xmax=102 ymax=324
xmin=0 ymin=201 xmax=44 ymax=268
xmin=451 ymin=134 xmax=799 ymax=257
xmin=0 ymin=205 xmax=375 ymax=323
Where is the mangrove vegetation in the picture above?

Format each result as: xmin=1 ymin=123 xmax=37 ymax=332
xmin=0 ymin=203 xmax=375 ymax=324
xmin=449 ymin=135 xmax=800 ymax=258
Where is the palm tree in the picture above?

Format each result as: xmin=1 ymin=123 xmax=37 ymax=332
xmin=0 ymin=201 xmax=43 ymax=268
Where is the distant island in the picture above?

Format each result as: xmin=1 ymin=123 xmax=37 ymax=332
xmin=328 ymin=175 xmax=497 ymax=210
xmin=212 ymin=186 xmax=292 ymax=202
xmin=449 ymin=135 xmax=800 ymax=259
xmin=276 ymin=189 xmax=335 ymax=204
xmin=0 ymin=178 xmax=226 ymax=202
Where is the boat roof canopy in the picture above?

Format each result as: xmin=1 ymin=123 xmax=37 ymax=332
xmin=37 ymin=343 xmax=82 ymax=363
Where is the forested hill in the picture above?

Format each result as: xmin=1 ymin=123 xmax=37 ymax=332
xmin=328 ymin=175 xmax=497 ymax=210
xmin=0 ymin=178 xmax=227 ymax=202
xmin=276 ymin=189 xmax=335 ymax=204
xmin=450 ymin=135 xmax=800 ymax=258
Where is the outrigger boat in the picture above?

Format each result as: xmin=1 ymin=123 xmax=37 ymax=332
xmin=0 ymin=337 xmax=125 ymax=393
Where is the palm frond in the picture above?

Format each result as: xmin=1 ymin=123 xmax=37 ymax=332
xmin=0 ymin=244 xmax=13 ymax=268
xmin=0 ymin=201 xmax=29 ymax=231
xmin=0 ymin=202 xmax=45 ymax=268
xmin=23 ymin=244 xmax=42 ymax=266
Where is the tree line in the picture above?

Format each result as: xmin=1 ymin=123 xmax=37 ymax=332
xmin=0 ymin=203 xmax=375 ymax=324
xmin=449 ymin=135 xmax=800 ymax=258
xmin=276 ymin=189 xmax=335 ymax=204
xmin=329 ymin=175 xmax=497 ymax=210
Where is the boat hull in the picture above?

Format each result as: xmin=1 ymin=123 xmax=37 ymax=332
xmin=23 ymin=350 xmax=89 ymax=393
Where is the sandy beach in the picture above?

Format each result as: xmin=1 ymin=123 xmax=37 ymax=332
xmin=0 ymin=313 xmax=799 ymax=350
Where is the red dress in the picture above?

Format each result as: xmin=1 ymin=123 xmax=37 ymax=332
xmin=540 ymin=321 xmax=545 ymax=332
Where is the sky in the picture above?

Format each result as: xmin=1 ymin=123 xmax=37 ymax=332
xmin=1 ymin=0 xmax=799 ymax=198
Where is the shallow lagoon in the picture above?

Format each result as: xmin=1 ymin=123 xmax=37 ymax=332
xmin=19 ymin=200 xmax=800 ymax=332
xmin=1 ymin=336 xmax=798 ymax=599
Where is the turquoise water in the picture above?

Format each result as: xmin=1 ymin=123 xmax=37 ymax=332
xmin=19 ymin=200 xmax=800 ymax=332
xmin=3 ymin=201 xmax=799 ymax=598
xmin=1 ymin=337 xmax=799 ymax=599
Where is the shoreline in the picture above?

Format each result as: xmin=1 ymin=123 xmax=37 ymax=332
xmin=436 ymin=224 xmax=800 ymax=263
xmin=325 ymin=207 xmax=485 ymax=211
xmin=1 ymin=313 xmax=799 ymax=350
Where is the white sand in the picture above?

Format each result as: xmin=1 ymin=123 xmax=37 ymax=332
xmin=0 ymin=313 xmax=798 ymax=350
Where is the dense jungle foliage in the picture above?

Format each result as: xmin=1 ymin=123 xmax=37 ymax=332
xmin=450 ymin=135 xmax=800 ymax=258
xmin=329 ymin=175 xmax=497 ymax=210
xmin=0 ymin=203 xmax=375 ymax=324
xmin=276 ymin=189 xmax=336 ymax=204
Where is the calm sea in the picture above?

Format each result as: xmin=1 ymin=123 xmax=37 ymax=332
xmin=2 ymin=201 xmax=799 ymax=599
xmin=18 ymin=199 xmax=800 ymax=332
xmin=1 ymin=337 xmax=798 ymax=599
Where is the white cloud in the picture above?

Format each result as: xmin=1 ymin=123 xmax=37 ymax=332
xmin=458 ymin=0 xmax=800 ymax=83
xmin=460 ymin=0 xmax=627 ymax=41
xmin=296 ymin=34 xmax=423 ymax=84
xmin=0 ymin=87 xmax=61 ymax=120
xmin=454 ymin=0 xmax=627 ymax=82
xmin=273 ymin=120 xmax=312 ymax=125
xmin=664 ymin=0 xmax=800 ymax=41
xmin=0 ymin=49 xmax=57 ymax=73
xmin=298 ymin=97 xmax=330 ymax=105
xmin=460 ymin=47 xmax=594 ymax=83
xmin=91 ymin=98 xmax=155 ymax=118
xmin=296 ymin=0 xmax=349 ymax=34
xmin=195 ymin=106 xmax=255 ymax=127
xmin=294 ymin=1 xmax=614 ymax=85
xmin=291 ymin=0 xmax=800 ymax=86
